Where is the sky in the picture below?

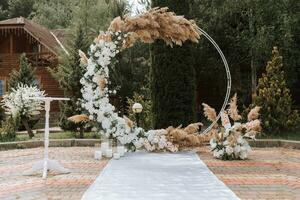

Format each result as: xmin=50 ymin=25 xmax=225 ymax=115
xmin=128 ymin=0 xmax=148 ymax=15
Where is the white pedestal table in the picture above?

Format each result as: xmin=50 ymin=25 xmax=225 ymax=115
xmin=23 ymin=97 xmax=70 ymax=179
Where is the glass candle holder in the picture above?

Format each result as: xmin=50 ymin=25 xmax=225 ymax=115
xmin=105 ymin=149 xmax=113 ymax=157
xmin=117 ymin=140 xmax=125 ymax=157
xmin=101 ymin=138 xmax=110 ymax=152
xmin=113 ymin=152 xmax=120 ymax=159
xmin=94 ymin=150 xmax=102 ymax=160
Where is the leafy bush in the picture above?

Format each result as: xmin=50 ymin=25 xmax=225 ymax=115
xmin=0 ymin=117 xmax=17 ymax=142
xmin=251 ymin=47 xmax=300 ymax=134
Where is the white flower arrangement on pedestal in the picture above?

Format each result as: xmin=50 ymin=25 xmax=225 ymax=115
xmin=203 ymin=94 xmax=261 ymax=160
xmin=1 ymin=84 xmax=45 ymax=118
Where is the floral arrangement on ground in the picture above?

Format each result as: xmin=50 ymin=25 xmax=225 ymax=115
xmin=203 ymin=94 xmax=261 ymax=160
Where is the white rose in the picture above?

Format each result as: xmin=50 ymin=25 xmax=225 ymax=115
xmin=223 ymin=140 xmax=229 ymax=146
xmin=239 ymin=151 xmax=248 ymax=159
xmin=234 ymin=145 xmax=241 ymax=155
xmin=225 ymin=146 xmax=234 ymax=154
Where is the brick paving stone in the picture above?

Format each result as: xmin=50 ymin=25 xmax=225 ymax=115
xmin=0 ymin=146 xmax=299 ymax=199
xmin=199 ymin=147 xmax=300 ymax=200
xmin=0 ymin=147 xmax=108 ymax=200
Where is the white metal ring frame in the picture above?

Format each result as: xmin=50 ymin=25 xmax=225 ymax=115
xmin=198 ymin=27 xmax=232 ymax=135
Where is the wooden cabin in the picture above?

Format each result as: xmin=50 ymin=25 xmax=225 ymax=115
xmin=0 ymin=17 xmax=64 ymax=110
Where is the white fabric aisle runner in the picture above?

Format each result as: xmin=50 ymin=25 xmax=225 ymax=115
xmin=82 ymin=152 xmax=240 ymax=200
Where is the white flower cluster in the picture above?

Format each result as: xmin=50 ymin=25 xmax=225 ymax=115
xmin=210 ymin=137 xmax=251 ymax=160
xmin=143 ymin=130 xmax=178 ymax=152
xmin=80 ymin=32 xmax=149 ymax=149
xmin=1 ymin=84 xmax=45 ymax=118
xmin=80 ymin=31 xmax=183 ymax=152
xmin=210 ymin=123 xmax=252 ymax=160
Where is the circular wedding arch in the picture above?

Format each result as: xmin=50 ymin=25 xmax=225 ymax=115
xmin=197 ymin=27 xmax=231 ymax=134
xmin=76 ymin=7 xmax=231 ymax=150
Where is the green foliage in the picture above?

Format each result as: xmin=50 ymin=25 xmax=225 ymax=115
xmin=126 ymin=93 xmax=153 ymax=130
xmin=0 ymin=117 xmax=17 ymax=142
xmin=106 ymin=0 xmax=129 ymax=18
xmin=72 ymin=0 xmax=112 ymax=37
xmin=49 ymin=26 xmax=89 ymax=134
xmin=7 ymin=0 xmax=35 ymax=18
xmin=252 ymin=47 xmax=300 ymax=134
xmin=0 ymin=0 xmax=9 ymax=20
xmin=8 ymin=54 xmax=37 ymax=91
xmin=110 ymin=43 xmax=151 ymax=115
xmin=191 ymin=0 xmax=300 ymax=109
xmin=0 ymin=0 xmax=34 ymax=20
xmin=0 ymin=106 xmax=4 ymax=124
xmin=31 ymin=0 xmax=111 ymax=30
xmin=151 ymin=0 xmax=196 ymax=128
xmin=31 ymin=0 xmax=74 ymax=29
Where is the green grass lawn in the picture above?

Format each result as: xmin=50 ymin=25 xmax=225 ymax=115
xmin=15 ymin=131 xmax=101 ymax=142
xmin=258 ymin=130 xmax=300 ymax=141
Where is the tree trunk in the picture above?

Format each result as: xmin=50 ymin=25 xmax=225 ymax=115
xmin=79 ymin=126 xmax=84 ymax=139
xmin=249 ymin=8 xmax=257 ymax=102
xmin=22 ymin=119 xmax=34 ymax=138
xmin=251 ymin=58 xmax=257 ymax=102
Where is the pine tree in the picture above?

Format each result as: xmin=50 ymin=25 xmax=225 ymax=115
xmin=253 ymin=47 xmax=299 ymax=134
xmin=49 ymin=26 xmax=89 ymax=138
xmin=8 ymin=54 xmax=37 ymax=91
xmin=8 ymin=54 xmax=38 ymax=138
xmin=151 ymin=0 xmax=196 ymax=128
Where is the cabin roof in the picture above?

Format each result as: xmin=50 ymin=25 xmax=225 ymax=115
xmin=0 ymin=17 xmax=65 ymax=55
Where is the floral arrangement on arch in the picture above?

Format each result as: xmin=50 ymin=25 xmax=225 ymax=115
xmin=203 ymin=94 xmax=261 ymax=160
xmin=70 ymin=7 xmax=260 ymax=159
xmin=69 ymin=7 xmax=211 ymax=152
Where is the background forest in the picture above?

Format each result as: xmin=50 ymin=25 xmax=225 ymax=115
xmin=0 ymin=0 xmax=299 ymax=136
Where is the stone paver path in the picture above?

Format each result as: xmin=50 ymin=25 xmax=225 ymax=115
xmin=0 ymin=147 xmax=109 ymax=200
xmin=0 ymin=146 xmax=299 ymax=199
xmin=199 ymin=147 xmax=300 ymax=200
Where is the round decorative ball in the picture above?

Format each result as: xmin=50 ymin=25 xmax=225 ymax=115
xmin=132 ymin=103 xmax=143 ymax=113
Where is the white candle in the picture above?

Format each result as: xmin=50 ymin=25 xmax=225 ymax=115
xmin=94 ymin=150 xmax=102 ymax=160
xmin=113 ymin=152 xmax=120 ymax=159
xmin=117 ymin=146 xmax=125 ymax=157
xmin=105 ymin=149 xmax=113 ymax=157
xmin=101 ymin=142 xmax=109 ymax=152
